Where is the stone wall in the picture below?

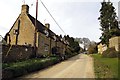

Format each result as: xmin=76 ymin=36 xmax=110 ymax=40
xmin=37 ymin=32 xmax=50 ymax=57
xmin=2 ymin=45 xmax=34 ymax=63
xmin=109 ymin=36 xmax=120 ymax=51
xmin=7 ymin=13 xmax=35 ymax=46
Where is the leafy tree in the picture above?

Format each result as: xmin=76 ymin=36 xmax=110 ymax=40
xmin=64 ymin=35 xmax=80 ymax=53
xmin=98 ymin=1 xmax=120 ymax=45
xmin=88 ymin=42 xmax=97 ymax=54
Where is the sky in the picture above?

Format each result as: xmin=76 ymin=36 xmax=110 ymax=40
xmin=0 ymin=0 xmax=119 ymax=42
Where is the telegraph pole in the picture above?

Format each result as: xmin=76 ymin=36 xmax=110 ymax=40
xmin=34 ymin=0 xmax=38 ymax=57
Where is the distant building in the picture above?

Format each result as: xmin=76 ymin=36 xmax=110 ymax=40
xmin=5 ymin=4 xmax=68 ymax=57
xmin=109 ymin=36 xmax=120 ymax=51
xmin=97 ymin=43 xmax=107 ymax=54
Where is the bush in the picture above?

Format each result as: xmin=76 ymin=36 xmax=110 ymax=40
xmin=2 ymin=57 xmax=60 ymax=79
xmin=88 ymin=45 xmax=97 ymax=54
xmin=102 ymin=47 xmax=119 ymax=58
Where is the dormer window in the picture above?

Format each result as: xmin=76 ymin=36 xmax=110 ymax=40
xmin=53 ymin=36 xmax=56 ymax=41
xmin=44 ymin=30 xmax=49 ymax=37
xmin=61 ymin=38 xmax=63 ymax=41
xmin=13 ymin=29 xmax=18 ymax=35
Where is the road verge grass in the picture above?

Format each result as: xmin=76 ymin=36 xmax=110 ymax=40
xmin=91 ymin=54 xmax=118 ymax=78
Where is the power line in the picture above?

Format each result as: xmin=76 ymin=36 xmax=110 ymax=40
xmin=40 ymin=0 xmax=66 ymax=35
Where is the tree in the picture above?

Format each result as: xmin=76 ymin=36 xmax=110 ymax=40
xmin=64 ymin=35 xmax=80 ymax=53
xmin=75 ymin=37 xmax=91 ymax=51
xmin=88 ymin=41 xmax=97 ymax=54
xmin=98 ymin=1 xmax=120 ymax=45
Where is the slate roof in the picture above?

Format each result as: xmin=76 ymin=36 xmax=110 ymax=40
xmin=28 ymin=14 xmax=57 ymax=39
xmin=28 ymin=14 xmax=46 ymax=34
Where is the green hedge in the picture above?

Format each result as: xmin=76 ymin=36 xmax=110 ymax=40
xmin=102 ymin=47 xmax=119 ymax=58
xmin=2 ymin=51 xmax=79 ymax=79
xmin=2 ymin=57 xmax=60 ymax=79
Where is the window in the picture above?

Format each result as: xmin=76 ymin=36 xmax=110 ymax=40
xmin=13 ymin=29 xmax=18 ymax=35
xmin=53 ymin=36 xmax=56 ymax=41
xmin=41 ymin=40 xmax=44 ymax=46
xmin=44 ymin=44 xmax=49 ymax=51
xmin=44 ymin=30 xmax=49 ymax=37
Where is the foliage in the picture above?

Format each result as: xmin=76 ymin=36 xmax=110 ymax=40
xmin=76 ymin=37 xmax=90 ymax=50
xmin=92 ymin=54 xmax=118 ymax=78
xmin=64 ymin=35 xmax=80 ymax=53
xmin=2 ymin=57 xmax=60 ymax=79
xmin=88 ymin=44 xmax=97 ymax=54
xmin=102 ymin=47 xmax=119 ymax=58
xmin=98 ymin=1 xmax=119 ymax=45
xmin=75 ymin=37 xmax=97 ymax=51
xmin=64 ymin=48 xmax=78 ymax=59
xmin=74 ymin=46 xmax=80 ymax=53
xmin=2 ymin=50 xmax=79 ymax=79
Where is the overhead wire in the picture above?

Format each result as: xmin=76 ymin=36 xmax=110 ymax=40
xmin=39 ymin=0 xmax=66 ymax=35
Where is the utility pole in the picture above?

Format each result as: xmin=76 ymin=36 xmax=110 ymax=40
xmin=34 ymin=0 xmax=38 ymax=57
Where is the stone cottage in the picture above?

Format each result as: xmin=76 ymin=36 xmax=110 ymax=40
xmin=5 ymin=4 xmax=67 ymax=57
xmin=97 ymin=43 xmax=107 ymax=54
xmin=109 ymin=36 xmax=120 ymax=51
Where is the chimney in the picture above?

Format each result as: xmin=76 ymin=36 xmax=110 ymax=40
xmin=45 ymin=23 xmax=50 ymax=29
xmin=21 ymin=5 xmax=29 ymax=14
xmin=103 ymin=0 xmax=105 ymax=2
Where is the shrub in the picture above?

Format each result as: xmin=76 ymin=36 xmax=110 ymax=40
xmin=2 ymin=57 xmax=60 ymax=79
xmin=88 ymin=45 xmax=97 ymax=54
xmin=102 ymin=47 xmax=118 ymax=58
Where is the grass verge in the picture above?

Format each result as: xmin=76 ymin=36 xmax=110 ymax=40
xmin=91 ymin=54 xmax=118 ymax=78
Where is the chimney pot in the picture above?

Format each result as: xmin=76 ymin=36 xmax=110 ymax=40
xmin=45 ymin=23 xmax=50 ymax=29
xmin=21 ymin=5 xmax=29 ymax=14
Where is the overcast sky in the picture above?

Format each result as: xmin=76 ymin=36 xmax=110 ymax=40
xmin=0 ymin=0 xmax=119 ymax=42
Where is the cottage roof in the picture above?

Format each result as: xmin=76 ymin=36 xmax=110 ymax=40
xmin=7 ymin=4 xmax=66 ymax=44
xmin=28 ymin=14 xmax=59 ymax=39
xmin=27 ymin=14 xmax=46 ymax=34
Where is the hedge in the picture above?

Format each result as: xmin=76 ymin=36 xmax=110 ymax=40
xmin=2 ymin=52 xmax=79 ymax=79
xmin=102 ymin=47 xmax=119 ymax=58
xmin=2 ymin=57 xmax=61 ymax=80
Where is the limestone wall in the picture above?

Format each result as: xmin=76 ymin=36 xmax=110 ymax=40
xmin=109 ymin=36 xmax=120 ymax=51
xmin=2 ymin=45 xmax=34 ymax=63
xmin=7 ymin=13 xmax=35 ymax=46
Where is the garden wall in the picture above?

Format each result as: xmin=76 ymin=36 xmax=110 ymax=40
xmin=2 ymin=45 xmax=34 ymax=63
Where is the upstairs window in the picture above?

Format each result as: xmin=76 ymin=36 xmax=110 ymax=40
xmin=44 ymin=30 xmax=49 ymax=37
xmin=44 ymin=44 xmax=49 ymax=51
xmin=13 ymin=29 xmax=18 ymax=35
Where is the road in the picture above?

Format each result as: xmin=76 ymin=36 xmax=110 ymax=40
xmin=19 ymin=54 xmax=95 ymax=78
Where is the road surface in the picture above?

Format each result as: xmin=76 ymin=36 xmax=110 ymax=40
xmin=19 ymin=54 xmax=95 ymax=78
